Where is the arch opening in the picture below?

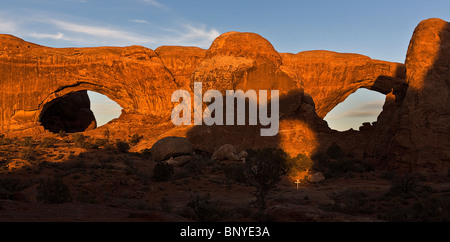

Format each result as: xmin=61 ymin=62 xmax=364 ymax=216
xmin=323 ymin=88 xmax=386 ymax=131
xmin=39 ymin=90 xmax=122 ymax=133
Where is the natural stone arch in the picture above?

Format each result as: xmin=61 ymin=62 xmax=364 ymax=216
xmin=0 ymin=34 xmax=180 ymax=131
xmin=323 ymin=87 xmax=387 ymax=131
xmin=38 ymin=90 xmax=97 ymax=133
xmin=36 ymin=83 xmax=127 ymax=133
xmin=280 ymin=50 xmax=406 ymax=119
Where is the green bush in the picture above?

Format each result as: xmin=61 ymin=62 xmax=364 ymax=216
xmin=287 ymin=153 xmax=314 ymax=178
xmin=321 ymin=190 xmax=372 ymax=215
xmin=244 ymin=148 xmax=291 ymax=209
xmin=386 ymin=173 xmax=420 ymax=197
xmin=224 ymin=164 xmax=247 ymax=183
xmin=0 ymin=178 xmax=25 ymax=192
xmin=184 ymin=155 xmax=211 ymax=175
xmin=153 ymin=162 xmax=174 ymax=182
xmin=140 ymin=148 xmax=152 ymax=160
xmin=37 ymin=177 xmax=72 ymax=204
xmin=130 ymin=134 xmax=143 ymax=146
xmin=58 ymin=130 xmax=67 ymax=138
xmin=115 ymin=140 xmax=130 ymax=153
xmin=22 ymin=148 xmax=37 ymax=161
xmin=41 ymin=137 xmax=57 ymax=148
xmin=72 ymin=133 xmax=98 ymax=149
xmin=384 ymin=195 xmax=450 ymax=222
xmin=324 ymin=158 xmax=373 ymax=178
xmin=20 ymin=137 xmax=34 ymax=147
xmin=72 ymin=133 xmax=86 ymax=147
xmin=185 ymin=193 xmax=225 ymax=222
xmin=327 ymin=143 xmax=343 ymax=159
xmin=93 ymin=138 xmax=108 ymax=148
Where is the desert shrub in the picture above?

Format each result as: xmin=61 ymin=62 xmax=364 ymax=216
xmin=386 ymin=173 xmax=420 ymax=197
xmin=100 ymin=158 xmax=114 ymax=170
xmin=40 ymin=137 xmax=57 ymax=148
xmin=37 ymin=177 xmax=72 ymax=204
xmin=115 ymin=140 xmax=130 ymax=153
xmin=103 ymin=129 xmax=110 ymax=140
xmin=0 ymin=158 xmax=10 ymax=169
xmin=153 ymin=162 xmax=174 ymax=182
xmin=184 ymin=155 xmax=211 ymax=175
xmin=290 ymin=154 xmax=314 ymax=172
xmin=22 ymin=148 xmax=37 ymax=161
xmin=72 ymin=133 xmax=97 ymax=149
xmin=324 ymin=158 xmax=373 ymax=178
xmin=224 ymin=164 xmax=247 ymax=183
xmin=93 ymin=138 xmax=108 ymax=148
xmin=123 ymin=159 xmax=137 ymax=175
xmin=140 ymin=148 xmax=152 ymax=160
xmin=185 ymin=193 xmax=225 ymax=222
xmin=0 ymin=137 xmax=14 ymax=145
xmin=58 ymin=130 xmax=67 ymax=138
xmin=130 ymin=134 xmax=143 ymax=146
xmin=159 ymin=197 xmax=173 ymax=213
xmin=20 ymin=137 xmax=34 ymax=147
xmin=287 ymin=153 xmax=314 ymax=178
xmin=327 ymin=143 xmax=343 ymax=159
xmin=311 ymin=153 xmax=329 ymax=173
xmin=102 ymin=141 xmax=115 ymax=150
xmin=77 ymin=190 xmax=98 ymax=204
xmin=72 ymin=133 xmax=86 ymax=147
xmin=321 ymin=190 xmax=372 ymax=215
xmin=244 ymin=148 xmax=291 ymax=209
xmin=0 ymin=178 xmax=25 ymax=192
xmin=384 ymin=195 xmax=450 ymax=222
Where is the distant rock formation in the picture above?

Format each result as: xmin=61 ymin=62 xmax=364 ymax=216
xmin=1 ymin=18 xmax=449 ymax=174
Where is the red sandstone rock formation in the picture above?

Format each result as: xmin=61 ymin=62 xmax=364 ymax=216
xmin=280 ymin=51 xmax=406 ymax=118
xmin=379 ymin=18 xmax=450 ymax=173
xmin=1 ymin=18 xmax=449 ymax=173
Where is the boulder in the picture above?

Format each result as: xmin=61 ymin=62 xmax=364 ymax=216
xmin=309 ymin=172 xmax=325 ymax=183
xmin=211 ymin=144 xmax=241 ymax=161
xmin=151 ymin=137 xmax=194 ymax=162
xmin=165 ymin=155 xmax=192 ymax=167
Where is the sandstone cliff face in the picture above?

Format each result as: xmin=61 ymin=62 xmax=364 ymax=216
xmin=0 ymin=34 xmax=178 ymax=131
xmin=384 ymin=18 xmax=450 ymax=172
xmin=1 ymin=19 xmax=449 ymax=173
xmin=280 ymin=51 xmax=406 ymax=118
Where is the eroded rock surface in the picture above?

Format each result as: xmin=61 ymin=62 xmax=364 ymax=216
xmin=1 ymin=19 xmax=449 ymax=173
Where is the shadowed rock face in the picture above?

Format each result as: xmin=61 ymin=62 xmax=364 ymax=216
xmin=39 ymin=90 xmax=97 ymax=133
xmin=1 ymin=18 xmax=449 ymax=173
xmin=280 ymin=51 xmax=406 ymax=118
xmin=381 ymin=18 xmax=450 ymax=172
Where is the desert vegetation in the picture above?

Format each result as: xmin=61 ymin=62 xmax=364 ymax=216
xmin=0 ymin=133 xmax=449 ymax=222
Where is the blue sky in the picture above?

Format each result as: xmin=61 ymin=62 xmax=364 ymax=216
xmin=1 ymin=0 xmax=449 ymax=129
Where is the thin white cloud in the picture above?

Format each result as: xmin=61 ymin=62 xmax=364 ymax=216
xmin=326 ymin=100 xmax=384 ymax=120
xmin=330 ymin=110 xmax=381 ymax=119
xmin=28 ymin=32 xmax=65 ymax=40
xmin=0 ymin=20 xmax=17 ymax=33
xmin=129 ymin=19 xmax=151 ymax=24
xmin=139 ymin=0 xmax=167 ymax=9
xmin=47 ymin=18 xmax=158 ymax=45
xmin=358 ymin=100 xmax=385 ymax=110
xmin=160 ymin=23 xmax=220 ymax=48
xmin=0 ymin=9 xmax=220 ymax=49
xmin=65 ymin=0 xmax=88 ymax=3
xmin=40 ymin=17 xmax=219 ymax=48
